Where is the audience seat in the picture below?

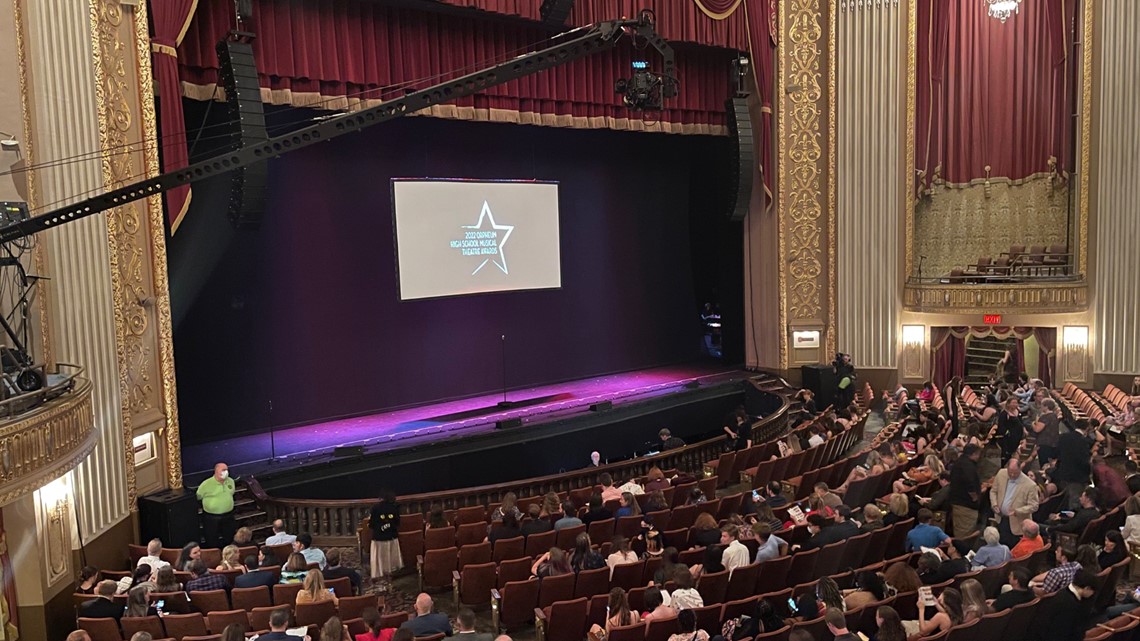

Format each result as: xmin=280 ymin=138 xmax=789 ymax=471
xmin=606 ymin=621 xmax=648 ymax=641
xmin=696 ymin=568 xmax=729 ymax=605
xmin=159 ymin=548 xmax=183 ymax=565
xmin=326 ymin=576 xmax=353 ymax=598
xmin=295 ymin=600 xmax=337 ymax=628
xmin=723 ymin=595 xmax=760 ymax=622
xmin=587 ymin=519 xmax=615 ymax=545
xmin=690 ymin=603 xmax=723 ymax=637
xmin=425 ymin=527 xmax=457 ymax=551
xmin=379 ymin=611 xmax=410 ymax=628
xmin=616 ymin=516 xmax=643 ymax=539
xmin=536 ymin=572 xmax=575 ymax=609
xmin=492 ymin=578 xmax=540 ymax=631
xmin=272 ymin=582 xmax=303 ymax=605
xmin=458 ymin=541 xmax=493 ymax=568
xmin=249 ymin=605 xmax=291 ymax=631
xmin=149 ymin=591 xmax=192 ymax=614
xmin=398 ymin=530 xmax=425 ymax=570
xmin=207 ymin=568 xmax=243 ymax=587
xmin=784 ymin=547 xmax=819 ymax=587
xmin=205 ymin=609 xmax=249 ymax=635
xmin=573 ymin=566 xmax=609 ymax=599
xmin=555 ymin=524 xmax=585 ymax=551
xmin=455 ymin=505 xmax=486 ymax=525
xmin=265 ymin=543 xmax=294 ymax=562
xmin=725 ymin=563 xmax=760 ymax=602
xmin=230 ymin=586 xmax=271 ymax=611
xmin=418 ymin=547 xmax=458 ymax=592
xmin=456 ymin=523 xmax=487 ymax=548
xmin=198 ymin=548 xmax=223 ymax=569
xmin=161 ymin=613 xmax=210 ymax=640
xmin=128 ymin=544 xmax=148 ymax=565
xmin=525 ymin=530 xmax=556 ymax=558
xmin=181 ymin=635 xmax=222 ymax=641
xmin=454 ymin=562 xmax=497 ymax=608
xmin=189 ymin=589 xmax=230 ymax=614
xmin=337 ymin=595 xmax=378 ymax=622
xmin=534 ymin=597 xmax=589 ymax=641
xmin=609 ymin=561 xmax=645 ymax=592
xmin=645 ymin=615 xmax=680 ymax=641
xmin=121 ymin=616 xmax=164 ymax=639
xmin=492 ymin=536 xmax=525 ymax=563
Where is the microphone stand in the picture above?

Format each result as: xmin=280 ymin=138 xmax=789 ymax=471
xmin=498 ymin=334 xmax=513 ymax=408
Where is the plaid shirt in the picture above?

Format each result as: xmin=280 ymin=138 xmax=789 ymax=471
xmin=185 ymin=573 xmax=230 ymax=593
xmin=1042 ymin=561 xmax=1081 ymax=593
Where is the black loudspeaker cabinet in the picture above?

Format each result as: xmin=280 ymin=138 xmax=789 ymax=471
xmin=725 ymin=96 xmax=754 ymax=222
xmin=800 ymin=364 xmax=836 ymax=409
xmin=138 ymin=488 xmax=200 ymax=548
xmin=539 ymin=0 xmax=574 ymax=27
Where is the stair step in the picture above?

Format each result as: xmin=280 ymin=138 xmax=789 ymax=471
xmin=235 ymin=510 xmax=267 ymax=523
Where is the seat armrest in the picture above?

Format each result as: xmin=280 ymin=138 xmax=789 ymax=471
xmin=534 ymin=608 xmax=548 ymax=622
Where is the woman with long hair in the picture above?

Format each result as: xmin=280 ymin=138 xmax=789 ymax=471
xmin=570 ymin=532 xmax=606 ymax=572
xmin=117 ymin=564 xmax=154 ymax=594
xmin=915 ymin=587 xmax=963 ymax=636
xmin=816 ymin=576 xmax=845 ymax=613
xmin=690 ymin=512 xmax=721 ymax=547
xmin=883 ymin=493 xmax=910 ymax=526
xmin=154 ymin=566 xmax=181 ymax=593
xmin=540 ymin=492 xmax=561 ymax=519
xmin=588 ymin=587 xmax=640 ymax=640
xmin=297 ymin=568 xmax=338 ymax=605
xmin=873 ymin=606 xmax=906 ymax=641
xmin=959 ymin=579 xmax=991 ymax=622
xmin=644 ymin=490 xmax=669 ymax=513
xmin=532 ymin=547 xmax=572 ymax=578
xmin=844 ymin=571 xmax=887 ymax=610
xmin=321 ymin=616 xmax=350 ymax=641
xmin=606 ymin=536 xmax=638 ymax=576
xmin=615 ymin=492 xmax=642 ymax=518
xmin=1101 ymin=530 xmax=1127 ymax=568
xmin=427 ymin=504 xmax=449 ymax=529
xmin=176 ymin=541 xmax=200 ymax=572
xmin=645 ymin=467 xmax=671 ymax=492
xmin=1076 ymin=544 xmax=1101 ymax=574
xmin=126 ymin=584 xmax=156 ymax=617
xmin=356 ymin=607 xmax=395 ymax=641
xmin=77 ymin=565 xmax=100 ymax=594
xmin=491 ymin=492 xmax=521 ymax=522
xmin=280 ymin=553 xmax=310 ymax=583
xmin=221 ymin=624 xmax=247 ymax=641
xmin=217 ymin=544 xmax=246 ymax=572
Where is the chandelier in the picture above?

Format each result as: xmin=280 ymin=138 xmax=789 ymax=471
xmin=987 ymin=0 xmax=1021 ymax=22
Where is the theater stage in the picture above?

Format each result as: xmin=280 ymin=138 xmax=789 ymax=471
xmin=182 ymin=362 xmax=767 ymax=498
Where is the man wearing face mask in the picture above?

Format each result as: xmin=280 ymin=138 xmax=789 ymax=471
xmin=197 ymin=462 xmax=236 ymax=548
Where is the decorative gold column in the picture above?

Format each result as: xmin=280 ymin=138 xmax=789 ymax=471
xmin=776 ymin=0 xmax=836 ymax=368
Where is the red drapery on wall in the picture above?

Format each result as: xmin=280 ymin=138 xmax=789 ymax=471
xmin=915 ymin=0 xmax=1077 ymax=191
xmin=932 ymin=327 xmax=967 ymax=389
xmin=177 ymin=0 xmax=737 ymax=130
xmin=150 ymin=0 xmax=199 ymax=232
xmin=930 ymin=326 xmax=1057 ymax=389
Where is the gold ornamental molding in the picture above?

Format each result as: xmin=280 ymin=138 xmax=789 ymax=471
xmin=0 ymin=378 xmax=96 ymax=508
xmin=778 ymin=0 xmax=832 ymax=367
xmin=905 ymin=282 xmax=1089 ymax=313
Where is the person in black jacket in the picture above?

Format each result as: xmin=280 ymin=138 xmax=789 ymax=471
xmin=1048 ymin=486 xmax=1102 ymax=540
xmin=369 ymin=489 xmax=401 ymax=580
xmin=948 ymin=444 xmax=983 ymax=538
xmin=995 ymin=398 xmax=1024 ymax=463
xmin=992 ymin=567 xmax=1035 ymax=611
xmin=233 ymin=555 xmax=277 ymax=590
xmin=798 ymin=506 xmax=861 ymax=551
xmin=1054 ymin=420 xmax=1093 ymax=509
xmin=79 ymin=581 xmax=123 ymax=621
xmin=1032 ymin=569 xmax=1097 ymax=641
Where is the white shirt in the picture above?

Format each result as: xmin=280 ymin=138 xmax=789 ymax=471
xmin=670 ymin=588 xmax=704 ymax=611
xmin=808 ymin=434 xmax=826 ymax=447
xmin=265 ymin=532 xmax=297 ymax=545
xmin=136 ymin=555 xmax=170 ymax=573
xmin=722 ymin=540 xmax=750 ymax=572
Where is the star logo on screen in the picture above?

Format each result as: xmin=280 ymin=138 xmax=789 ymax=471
xmin=458 ymin=200 xmax=514 ymax=275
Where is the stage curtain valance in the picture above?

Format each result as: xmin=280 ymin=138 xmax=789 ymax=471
xmin=177 ymin=0 xmax=738 ymax=135
xmin=150 ymin=0 xmax=199 ymax=232
xmin=916 ymin=0 xmax=1077 ymax=193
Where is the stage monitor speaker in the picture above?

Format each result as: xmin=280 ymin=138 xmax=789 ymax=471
xmin=495 ymin=418 xmax=523 ymax=430
xmin=138 ymin=488 xmax=200 ymax=549
xmin=540 ymin=0 xmax=574 ymax=27
xmin=589 ymin=401 xmax=612 ymax=412
xmin=725 ymin=97 xmax=754 ymax=222
xmin=333 ymin=445 xmax=365 ymax=457
xmin=216 ymin=38 xmax=268 ymax=229
xmin=800 ymin=364 xmax=836 ymax=409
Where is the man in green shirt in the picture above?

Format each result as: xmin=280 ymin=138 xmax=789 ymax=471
xmin=196 ymin=462 xmax=235 ymax=548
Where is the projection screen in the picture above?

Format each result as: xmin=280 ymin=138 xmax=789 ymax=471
xmin=392 ymin=179 xmax=562 ymax=300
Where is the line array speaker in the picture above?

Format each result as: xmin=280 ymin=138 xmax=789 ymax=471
xmin=216 ymin=38 xmax=268 ymax=229
xmin=539 ymin=0 xmax=574 ymax=28
xmin=725 ymin=97 xmax=754 ymax=222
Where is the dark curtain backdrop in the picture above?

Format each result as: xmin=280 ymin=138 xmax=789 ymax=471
xmin=932 ymin=327 xmax=967 ymax=389
xmin=173 ymin=115 xmax=726 ymax=443
xmin=916 ymin=0 xmax=1077 ymax=191
xmin=930 ymin=326 xmax=1057 ymax=388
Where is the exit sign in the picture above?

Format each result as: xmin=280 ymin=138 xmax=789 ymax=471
xmin=983 ymin=314 xmax=1002 ymax=325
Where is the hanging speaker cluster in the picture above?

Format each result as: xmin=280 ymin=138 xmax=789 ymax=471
xmin=725 ymin=97 xmax=754 ymax=222
xmin=216 ymin=38 xmax=268 ymax=229
xmin=539 ymin=0 xmax=575 ymax=28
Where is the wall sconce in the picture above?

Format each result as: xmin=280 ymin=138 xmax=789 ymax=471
xmin=1063 ymin=325 xmax=1089 ymax=382
xmin=0 ymin=131 xmax=20 ymax=152
xmin=901 ymin=324 xmax=926 ymax=380
xmin=37 ymin=474 xmax=73 ymax=581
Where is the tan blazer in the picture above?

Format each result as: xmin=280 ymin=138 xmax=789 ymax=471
xmin=989 ymin=469 xmax=1040 ymax=535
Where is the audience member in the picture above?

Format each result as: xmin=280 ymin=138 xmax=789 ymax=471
xmin=825 ymin=608 xmax=859 ymax=641
xmin=1031 ymin=569 xmax=1098 ymax=641
xmin=1033 ymin=546 xmax=1081 ymax=595
xmin=873 ymin=605 xmax=906 ymax=641
xmin=185 ymin=559 xmax=229 ymax=592
xmin=690 ymin=513 xmax=721 ymax=547
xmin=295 ymin=533 xmax=328 ymax=570
xmin=720 ymin=524 xmax=750 ymax=572
xmin=265 ymin=519 xmax=297 ymax=546
xmin=948 ymin=444 xmax=983 ymax=538
xmin=281 ymin=553 xmax=310 ymax=583
xmin=235 ymin=555 xmax=277 ymax=590
xmin=400 ymin=593 xmax=453 ymax=637
xmin=426 ymin=505 xmax=449 ymax=530
xmin=960 ymin=578 xmax=991 ymax=622
xmin=883 ymin=562 xmax=922 ymax=594
xmin=1091 ymin=456 xmax=1130 ymax=508
xmin=531 ymin=547 xmax=572 ymax=578
xmin=659 ymin=428 xmax=685 ymax=451
xmin=844 ymin=570 xmax=887 ymax=610
xmin=260 ymin=608 xmax=305 ymax=640
xmin=126 ymin=585 xmax=157 ymax=617
xmin=154 ymin=566 xmax=182 ymax=593
xmin=131 ymin=633 xmax=154 ymax=641
xmin=990 ymin=458 xmax=1040 ymax=547
xmin=570 ymin=533 xmax=605 ymax=572
xmin=297 ymin=569 xmax=338 ymax=605
xmin=645 ymin=467 xmax=671 ymax=492
xmin=369 ymin=489 xmax=402 ymax=580
xmin=455 ymin=607 xmax=492 ymax=641
xmin=136 ymin=539 xmax=171 ymax=574
xmin=599 ymin=473 xmax=622 ymax=503
xmin=322 ymin=548 xmax=361 ymax=595
xmin=80 ymin=580 xmax=123 ymax=620
xmin=1011 ymin=520 xmax=1045 ymax=558
xmin=642 ymin=585 xmax=676 ymax=622
xmin=581 ymin=493 xmax=614 ymax=526
xmin=1100 ymin=530 xmax=1127 ymax=568
xmin=913 ymin=587 xmax=963 ymax=637
xmin=321 ymin=617 xmax=351 ymax=641
xmin=357 ymin=607 xmax=395 ymax=641
xmin=1049 ymin=486 xmax=1102 ymax=537
xmin=554 ymin=501 xmax=583 ymax=531
xmin=66 ymin=632 xmax=92 ymax=641
xmin=972 ymin=526 xmax=1012 ymax=568
xmin=176 ymin=541 xmax=201 ymax=572
xmin=992 ymin=567 xmax=1034 ymax=611
xmin=752 ymin=522 xmax=787 ymax=562
xmin=117 ymin=564 xmax=153 ymax=594
xmin=1054 ymin=420 xmax=1093 ymax=509
xmin=589 ymin=588 xmax=640 ymax=639
xmin=221 ymin=624 xmax=246 ymax=641
xmin=606 ymin=536 xmax=638 ymax=575
xmin=217 ymin=545 xmax=246 ymax=572
xmin=76 ymin=565 xmax=100 ymax=594
xmin=668 ymin=608 xmax=709 ymax=641
xmin=521 ymin=504 xmax=552 ymax=537
xmin=488 ymin=513 xmax=522 ymax=546
xmin=816 ymin=576 xmax=846 ymax=613
xmin=905 ymin=509 xmax=950 ymax=552
xmin=860 ymin=504 xmax=885 ymax=532
xmin=233 ymin=526 xmax=254 ymax=547
xmin=882 ymin=493 xmax=910 ymax=526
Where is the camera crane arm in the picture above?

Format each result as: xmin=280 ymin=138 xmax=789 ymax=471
xmin=0 ymin=14 xmax=666 ymax=244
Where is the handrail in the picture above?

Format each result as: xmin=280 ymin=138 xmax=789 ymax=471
xmin=244 ymin=376 xmax=793 ymax=540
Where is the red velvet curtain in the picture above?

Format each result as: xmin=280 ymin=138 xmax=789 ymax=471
xmin=150 ymin=0 xmax=199 ymax=232
xmin=1033 ymin=327 xmax=1057 ymax=388
xmin=915 ymin=0 xmax=1077 ymax=191
xmin=931 ymin=327 xmax=967 ymax=389
xmin=178 ymin=0 xmax=736 ymax=129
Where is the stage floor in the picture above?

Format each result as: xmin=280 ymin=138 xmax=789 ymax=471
xmin=182 ymin=362 xmax=745 ymax=477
